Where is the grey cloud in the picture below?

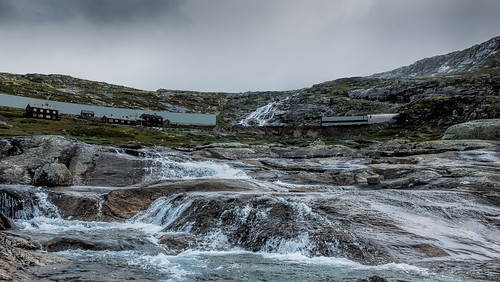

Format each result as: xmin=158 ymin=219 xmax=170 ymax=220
xmin=0 ymin=0 xmax=499 ymax=92
xmin=0 ymin=0 xmax=184 ymax=25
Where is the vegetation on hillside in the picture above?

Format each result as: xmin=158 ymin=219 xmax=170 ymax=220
xmin=0 ymin=106 xmax=433 ymax=148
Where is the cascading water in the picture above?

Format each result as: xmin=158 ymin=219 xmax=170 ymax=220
xmin=6 ymin=186 xmax=491 ymax=280
xmin=3 ymin=145 xmax=499 ymax=281
xmin=239 ymin=100 xmax=280 ymax=126
xmin=1 ymin=186 xmax=62 ymax=219
xmin=141 ymin=149 xmax=248 ymax=182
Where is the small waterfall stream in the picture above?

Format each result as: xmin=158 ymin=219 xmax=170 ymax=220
xmin=239 ymin=100 xmax=280 ymax=126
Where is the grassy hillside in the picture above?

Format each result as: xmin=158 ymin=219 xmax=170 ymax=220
xmin=0 ymin=37 xmax=499 ymax=135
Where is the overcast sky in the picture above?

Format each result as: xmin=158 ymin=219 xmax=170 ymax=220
xmin=1 ymin=0 xmax=499 ymax=92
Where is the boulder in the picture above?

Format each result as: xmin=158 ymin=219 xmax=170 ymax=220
xmin=33 ymin=163 xmax=73 ymax=187
xmin=443 ymin=119 xmax=500 ymax=140
xmin=0 ymin=213 xmax=15 ymax=230
xmin=0 ymin=135 xmax=79 ymax=185
xmin=0 ymin=139 xmax=13 ymax=158
xmin=0 ymin=121 xmax=11 ymax=129
xmin=366 ymin=175 xmax=381 ymax=185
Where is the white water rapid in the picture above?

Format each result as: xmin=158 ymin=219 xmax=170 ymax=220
xmin=141 ymin=149 xmax=249 ymax=182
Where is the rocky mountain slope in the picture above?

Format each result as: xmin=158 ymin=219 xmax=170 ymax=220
xmin=371 ymin=36 xmax=500 ymax=79
xmin=1 ymin=36 xmax=499 ymax=132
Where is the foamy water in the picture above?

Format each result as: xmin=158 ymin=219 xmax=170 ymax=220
xmin=141 ymin=150 xmax=249 ymax=182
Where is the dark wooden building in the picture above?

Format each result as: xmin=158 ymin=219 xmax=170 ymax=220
xmin=140 ymin=114 xmax=164 ymax=128
xmin=102 ymin=115 xmax=141 ymax=126
xmin=24 ymin=104 xmax=59 ymax=120
xmin=80 ymin=110 xmax=95 ymax=118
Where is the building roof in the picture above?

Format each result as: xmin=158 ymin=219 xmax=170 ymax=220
xmin=27 ymin=103 xmax=59 ymax=111
xmin=140 ymin=113 xmax=163 ymax=119
xmin=81 ymin=110 xmax=94 ymax=114
xmin=104 ymin=115 xmax=142 ymax=121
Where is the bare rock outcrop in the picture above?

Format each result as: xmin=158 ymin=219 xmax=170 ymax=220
xmin=33 ymin=163 xmax=73 ymax=187
xmin=0 ymin=136 xmax=150 ymax=187
xmin=0 ymin=136 xmax=79 ymax=185
xmin=443 ymin=119 xmax=500 ymax=140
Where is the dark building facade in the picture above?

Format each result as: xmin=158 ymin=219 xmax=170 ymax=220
xmin=24 ymin=104 xmax=59 ymax=120
xmin=80 ymin=110 xmax=95 ymax=118
xmin=101 ymin=115 xmax=141 ymax=126
xmin=140 ymin=114 xmax=164 ymax=128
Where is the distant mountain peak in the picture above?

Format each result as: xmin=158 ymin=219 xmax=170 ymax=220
xmin=371 ymin=36 xmax=500 ymax=79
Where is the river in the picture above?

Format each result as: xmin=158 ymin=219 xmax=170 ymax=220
xmin=1 ymin=138 xmax=499 ymax=281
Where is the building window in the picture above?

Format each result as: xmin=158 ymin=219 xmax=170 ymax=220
xmin=47 ymin=115 xmax=51 ymax=119
xmin=33 ymin=108 xmax=38 ymax=112
xmin=52 ymin=110 xmax=56 ymax=114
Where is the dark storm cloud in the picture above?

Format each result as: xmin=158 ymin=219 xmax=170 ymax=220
xmin=0 ymin=0 xmax=184 ymax=25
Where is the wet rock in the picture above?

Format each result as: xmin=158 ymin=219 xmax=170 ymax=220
xmin=44 ymin=237 xmax=101 ymax=252
xmin=276 ymin=146 xmax=355 ymax=159
xmin=412 ymin=243 xmax=449 ymax=257
xmin=366 ymin=175 xmax=381 ymax=185
xmin=356 ymin=275 xmax=388 ymax=282
xmin=159 ymin=233 xmax=196 ymax=254
xmin=43 ymin=236 xmax=146 ymax=252
xmin=0 ymin=232 xmax=63 ymax=281
xmin=69 ymin=148 xmax=149 ymax=187
xmin=102 ymin=179 xmax=261 ymax=220
xmin=195 ymin=145 xmax=355 ymax=161
xmin=156 ymin=193 xmax=395 ymax=265
xmin=33 ymin=163 xmax=73 ymax=187
xmin=330 ymin=169 xmax=370 ymax=186
xmin=443 ymin=119 xmax=500 ymax=140
xmin=278 ymin=172 xmax=336 ymax=185
xmin=48 ymin=191 xmax=101 ymax=221
xmin=0 ymin=213 xmax=15 ymax=230
xmin=376 ymin=169 xmax=442 ymax=189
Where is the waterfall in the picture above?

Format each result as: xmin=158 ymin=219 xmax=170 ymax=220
xmin=239 ymin=101 xmax=280 ymax=126
xmin=34 ymin=188 xmax=62 ymax=219
xmin=132 ymin=193 xmax=345 ymax=257
xmin=0 ymin=189 xmax=36 ymax=220
xmin=1 ymin=187 xmax=62 ymax=220
xmin=141 ymin=150 xmax=248 ymax=182
xmin=132 ymin=195 xmax=194 ymax=231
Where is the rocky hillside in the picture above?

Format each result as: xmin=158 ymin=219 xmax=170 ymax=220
xmin=0 ymin=73 xmax=227 ymax=115
xmin=371 ymin=36 xmax=500 ymax=79
xmin=1 ymin=36 xmax=499 ymax=132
